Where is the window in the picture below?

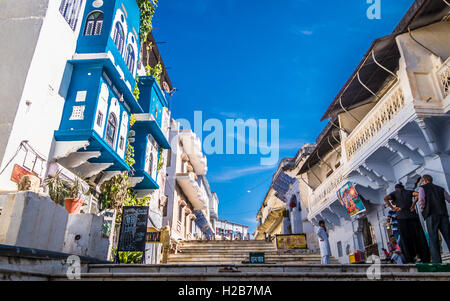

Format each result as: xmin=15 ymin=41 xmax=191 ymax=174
xmin=70 ymin=105 xmax=85 ymax=120
xmin=59 ymin=0 xmax=84 ymax=31
xmin=125 ymin=45 xmax=135 ymax=73
xmin=84 ymin=11 xmax=103 ymax=35
xmin=113 ymin=22 xmax=125 ymax=54
xmin=96 ymin=111 xmax=103 ymax=127
xmin=105 ymin=113 xmax=117 ymax=146
xmin=119 ymin=136 xmax=125 ymax=150
xmin=337 ymin=241 xmax=343 ymax=257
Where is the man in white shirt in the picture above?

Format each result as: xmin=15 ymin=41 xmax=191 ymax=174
xmin=317 ymin=220 xmax=331 ymax=264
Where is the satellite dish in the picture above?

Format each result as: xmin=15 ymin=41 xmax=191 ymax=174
xmin=162 ymin=81 xmax=170 ymax=93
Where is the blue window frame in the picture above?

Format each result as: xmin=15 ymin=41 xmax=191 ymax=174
xmin=84 ymin=11 xmax=104 ymax=36
xmin=125 ymin=45 xmax=135 ymax=73
xmin=106 ymin=113 xmax=117 ymax=147
xmin=59 ymin=0 xmax=84 ymax=31
xmin=113 ymin=22 xmax=125 ymax=54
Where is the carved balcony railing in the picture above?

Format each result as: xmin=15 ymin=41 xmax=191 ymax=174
xmin=309 ymin=167 xmax=347 ymax=215
xmin=345 ymin=84 xmax=405 ymax=160
xmin=437 ymin=58 xmax=450 ymax=99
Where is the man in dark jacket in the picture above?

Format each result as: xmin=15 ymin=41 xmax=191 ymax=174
xmin=413 ymin=175 xmax=450 ymax=263
xmin=384 ymin=183 xmax=430 ymax=263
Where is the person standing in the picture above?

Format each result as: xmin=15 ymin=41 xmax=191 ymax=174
xmin=413 ymin=175 xmax=450 ymax=263
xmin=384 ymin=183 xmax=430 ymax=263
xmin=317 ymin=220 xmax=331 ymax=264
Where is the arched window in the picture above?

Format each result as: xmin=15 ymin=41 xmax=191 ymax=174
xmin=105 ymin=113 xmax=117 ymax=146
xmin=125 ymin=45 xmax=135 ymax=73
xmin=59 ymin=0 xmax=84 ymax=31
xmin=84 ymin=11 xmax=104 ymax=36
xmin=113 ymin=22 xmax=125 ymax=54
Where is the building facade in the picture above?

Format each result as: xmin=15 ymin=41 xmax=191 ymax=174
xmin=0 ymin=0 xmax=174 ymax=263
xmin=297 ymin=1 xmax=450 ymax=263
xmin=163 ymin=122 xmax=215 ymax=243
xmin=255 ymin=156 xmax=317 ymax=248
xmin=216 ymin=219 xmax=249 ymax=240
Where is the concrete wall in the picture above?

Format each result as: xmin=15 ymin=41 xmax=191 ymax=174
xmin=0 ymin=191 xmax=109 ymax=260
xmin=0 ymin=191 xmax=67 ymax=252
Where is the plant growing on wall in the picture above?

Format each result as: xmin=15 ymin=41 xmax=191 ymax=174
xmin=133 ymin=74 xmax=140 ymax=100
xmin=137 ymin=0 xmax=158 ymax=42
xmin=157 ymin=147 xmax=164 ymax=171
xmin=145 ymin=62 xmax=162 ymax=87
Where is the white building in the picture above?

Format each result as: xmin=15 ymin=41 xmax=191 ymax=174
xmin=163 ymin=122 xmax=215 ymax=243
xmin=298 ymin=1 xmax=450 ymax=263
xmin=216 ymin=219 xmax=249 ymax=240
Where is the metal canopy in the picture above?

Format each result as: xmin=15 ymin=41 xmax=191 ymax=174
xmin=321 ymin=0 xmax=450 ymax=121
xmin=297 ymin=120 xmax=341 ymax=175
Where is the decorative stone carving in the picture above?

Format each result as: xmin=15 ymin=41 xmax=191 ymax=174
xmin=345 ymin=85 xmax=405 ymax=160
xmin=92 ymin=0 xmax=104 ymax=8
xmin=18 ymin=175 xmax=40 ymax=193
xmin=437 ymin=59 xmax=450 ymax=98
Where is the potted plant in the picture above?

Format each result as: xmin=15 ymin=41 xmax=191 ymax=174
xmin=64 ymin=178 xmax=89 ymax=214
xmin=44 ymin=171 xmax=70 ymax=206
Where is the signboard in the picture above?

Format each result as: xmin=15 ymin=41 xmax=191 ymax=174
xmin=337 ymin=182 xmax=366 ymax=217
xmin=276 ymin=234 xmax=307 ymax=249
xmin=146 ymin=227 xmax=161 ymax=243
xmin=10 ymin=164 xmax=36 ymax=184
xmin=117 ymin=206 xmax=149 ymax=252
xmin=249 ymin=252 xmax=265 ymax=264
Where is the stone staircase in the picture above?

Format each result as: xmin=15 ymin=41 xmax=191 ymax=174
xmin=166 ymin=240 xmax=336 ymax=265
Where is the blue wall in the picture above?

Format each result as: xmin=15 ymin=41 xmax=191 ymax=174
xmin=76 ymin=0 xmax=141 ymax=87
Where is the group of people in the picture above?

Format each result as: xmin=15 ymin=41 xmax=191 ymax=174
xmin=316 ymin=175 xmax=450 ymax=264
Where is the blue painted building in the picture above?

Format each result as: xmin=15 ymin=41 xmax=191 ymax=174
xmin=53 ymin=0 xmax=143 ymax=179
xmin=131 ymin=76 xmax=171 ymax=191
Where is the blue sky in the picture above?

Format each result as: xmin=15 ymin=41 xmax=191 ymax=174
xmin=152 ymin=0 xmax=415 ymax=234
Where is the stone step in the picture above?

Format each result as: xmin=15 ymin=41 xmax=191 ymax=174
xmin=75 ymin=263 xmax=450 ymax=281
xmin=87 ymin=264 xmax=420 ymax=274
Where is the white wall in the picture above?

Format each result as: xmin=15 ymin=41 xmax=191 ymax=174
xmin=0 ymin=0 xmax=86 ymax=191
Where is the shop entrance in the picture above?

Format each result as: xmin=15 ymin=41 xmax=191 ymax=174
xmin=361 ymin=217 xmax=379 ymax=258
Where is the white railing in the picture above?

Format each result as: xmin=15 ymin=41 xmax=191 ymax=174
xmin=309 ymin=167 xmax=347 ymax=215
xmin=345 ymin=84 xmax=405 ymax=160
xmin=437 ymin=58 xmax=450 ymax=99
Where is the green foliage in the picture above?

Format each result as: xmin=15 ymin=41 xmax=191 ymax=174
xmin=99 ymin=173 xmax=131 ymax=213
xmin=112 ymin=248 xmax=143 ymax=264
xmin=133 ymin=74 xmax=140 ymax=100
xmin=137 ymin=0 xmax=158 ymax=42
xmin=44 ymin=172 xmax=89 ymax=205
xmin=44 ymin=171 xmax=70 ymax=205
xmin=282 ymin=209 xmax=290 ymax=218
xmin=130 ymin=114 xmax=136 ymax=127
xmin=145 ymin=62 xmax=162 ymax=87
xmin=157 ymin=147 xmax=164 ymax=171
xmin=125 ymin=142 xmax=135 ymax=167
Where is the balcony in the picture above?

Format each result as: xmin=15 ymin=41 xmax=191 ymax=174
xmin=344 ymin=83 xmax=406 ymax=161
xmin=175 ymin=172 xmax=208 ymax=210
xmin=133 ymin=113 xmax=171 ymax=149
xmin=179 ymin=130 xmax=207 ymax=175
xmin=308 ymin=166 xmax=347 ymax=217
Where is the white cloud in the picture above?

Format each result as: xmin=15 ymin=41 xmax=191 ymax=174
xmin=211 ymin=164 xmax=276 ymax=182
